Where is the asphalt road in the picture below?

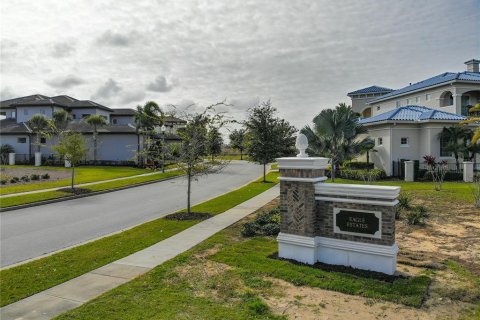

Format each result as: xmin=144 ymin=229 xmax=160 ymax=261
xmin=0 ymin=161 xmax=264 ymax=267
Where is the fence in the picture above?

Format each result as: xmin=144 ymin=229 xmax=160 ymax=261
xmin=392 ymin=160 xmax=472 ymax=181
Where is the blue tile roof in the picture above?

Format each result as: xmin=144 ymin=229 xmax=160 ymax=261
xmin=368 ymin=72 xmax=480 ymax=103
xmin=347 ymin=85 xmax=393 ymax=95
xmin=358 ymin=105 xmax=467 ymax=125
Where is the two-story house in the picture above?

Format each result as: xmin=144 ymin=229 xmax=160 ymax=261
xmin=0 ymin=94 xmax=186 ymax=165
xmin=348 ymin=59 xmax=480 ymax=176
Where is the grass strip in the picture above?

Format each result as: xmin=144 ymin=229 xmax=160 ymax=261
xmin=210 ymin=237 xmax=431 ymax=307
xmin=0 ymin=171 xmax=279 ymax=306
xmin=0 ymin=166 xmax=153 ymax=195
xmin=0 ymin=170 xmax=183 ymax=209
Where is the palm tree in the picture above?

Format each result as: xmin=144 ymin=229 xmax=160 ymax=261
xmin=301 ymin=103 xmax=372 ymax=181
xmin=438 ymin=126 xmax=472 ymax=171
xmin=27 ymin=114 xmax=50 ymax=153
xmin=52 ymin=110 xmax=71 ymax=133
xmin=86 ymin=115 xmax=107 ymax=164
xmin=134 ymin=101 xmax=164 ymax=165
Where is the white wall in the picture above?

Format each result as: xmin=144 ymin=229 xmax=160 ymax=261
xmin=0 ymin=135 xmax=30 ymax=154
xmin=95 ymin=134 xmax=139 ymax=161
xmin=362 ymin=127 xmax=392 ymax=175
xmin=111 ymin=115 xmax=134 ymax=125
xmin=369 ymin=83 xmax=480 ymax=117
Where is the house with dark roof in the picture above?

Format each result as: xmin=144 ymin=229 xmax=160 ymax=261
xmin=347 ymin=59 xmax=480 ymax=176
xmin=0 ymin=94 xmax=186 ymax=164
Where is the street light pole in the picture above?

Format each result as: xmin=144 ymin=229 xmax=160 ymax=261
xmin=161 ymin=124 xmax=166 ymax=173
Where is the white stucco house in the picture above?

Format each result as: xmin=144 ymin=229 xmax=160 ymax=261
xmin=348 ymin=59 xmax=480 ymax=176
xmin=0 ymin=94 xmax=186 ymax=165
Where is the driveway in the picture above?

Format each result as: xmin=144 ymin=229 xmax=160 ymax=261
xmin=0 ymin=161 xmax=264 ymax=267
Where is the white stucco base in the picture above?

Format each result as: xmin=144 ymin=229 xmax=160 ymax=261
xmin=277 ymin=233 xmax=398 ymax=275
xmin=34 ymin=152 xmax=42 ymax=166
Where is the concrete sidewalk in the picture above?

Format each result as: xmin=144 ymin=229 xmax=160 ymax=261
xmin=1 ymin=185 xmax=279 ymax=320
xmin=0 ymin=169 xmax=176 ymax=199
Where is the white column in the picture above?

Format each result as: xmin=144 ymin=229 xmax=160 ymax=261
xmin=34 ymin=152 xmax=42 ymax=167
xmin=463 ymin=162 xmax=474 ymax=182
xmin=8 ymin=153 xmax=15 ymax=165
xmin=404 ymin=161 xmax=414 ymax=182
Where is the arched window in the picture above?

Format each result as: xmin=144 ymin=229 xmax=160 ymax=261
xmin=440 ymin=91 xmax=453 ymax=107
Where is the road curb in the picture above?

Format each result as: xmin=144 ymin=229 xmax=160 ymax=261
xmin=0 ymin=174 xmax=185 ymax=213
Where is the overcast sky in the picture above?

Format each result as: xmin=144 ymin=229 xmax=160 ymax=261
xmin=0 ymin=0 xmax=479 ymax=129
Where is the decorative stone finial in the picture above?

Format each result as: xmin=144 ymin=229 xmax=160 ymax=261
xmin=296 ymin=133 xmax=309 ymax=158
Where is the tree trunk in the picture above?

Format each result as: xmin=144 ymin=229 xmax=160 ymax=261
xmin=263 ymin=162 xmax=266 ymax=182
xmin=187 ymin=172 xmax=191 ymax=214
xmin=71 ymin=165 xmax=75 ymax=191
xmin=240 ymin=150 xmax=243 ymax=160
xmin=454 ymin=153 xmax=459 ymax=172
xmin=366 ymin=151 xmax=370 ymax=171
xmin=93 ymin=128 xmax=97 ymax=165
xmin=37 ymin=133 xmax=41 ymax=152
xmin=331 ymin=162 xmax=336 ymax=182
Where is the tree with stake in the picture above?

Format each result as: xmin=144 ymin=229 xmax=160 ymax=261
xmin=229 ymin=129 xmax=246 ymax=160
xmin=245 ymin=101 xmax=296 ymax=182
xmin=52 ymin=133 xmax=88 ymax=192
xmin=169 ymin=104 xmax=227 ymax=214
xmin=86 ymin=115 xmax=107 ymax=164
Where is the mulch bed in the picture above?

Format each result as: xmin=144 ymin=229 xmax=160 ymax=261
xmin=57 ymin=187 xmax=92 ymax=195
xmin=165 ymin=212 xmax=213 ymax=221
xmin=269 ymin=252 xmax=408 ymax=283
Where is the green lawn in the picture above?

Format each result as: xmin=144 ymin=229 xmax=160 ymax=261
xmin=0 ymin=170 xmax=184 ymax=209
xmin=0 ymin=165 xmax=152 ymax=195
xmin=210 ymin=237 xmax=430 ymax=307
xmin=0 ymin=172 xmax=279 ymax=307
xmin=54 ymin=201 xmax=430 ymax=320
xmin=331 ymin=178 xmax=474 ymax=202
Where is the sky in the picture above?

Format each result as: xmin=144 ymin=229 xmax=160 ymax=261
xmin=0 ymin=0 xmax=479 ymax=130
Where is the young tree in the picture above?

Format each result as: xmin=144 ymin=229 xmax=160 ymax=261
xmin=0 ymin=144 xmax=14 ymax=164
xmin=86 ymin=114 xmax=107 ymax=164
xmin=52 ymin=133 xmax=88 ymax=191
xmin=169 ymin=104 xmax=227 ymax=214
xmin=438 ymin=126 xmax=472 ymax=171
xmin=27 ymin=114 xmax=50 ymax=153
xmin=229 ymin=129 xmax=246 ymax=160
xmin=245 ymin=101 xmax=297 ymax=182
xmin=301 ymin=103 xmax=372 ymax=181
xmin=207 ymin=126 xmax=223 ymax=161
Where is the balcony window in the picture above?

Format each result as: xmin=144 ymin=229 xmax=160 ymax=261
xmin=426 ymin=94 xmax=432 ymax=101
xmin=440 ymin=136 xmax=450 ymax=157
xmin=377 ymin=137 xmax=383 ymax=146
xmin=17 ymin=137 xmax=26 ymax=143
xmin=400 ymin=137 xmax=409 ymax=146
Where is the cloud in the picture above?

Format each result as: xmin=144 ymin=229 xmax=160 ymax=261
xmin=0 ymin=87 xmax=16 ymax=100
xmin=228 ymin=97 xmax=260 ymax=110
xmin=46 ymin=75 xmax=85 ymax=89
xmin=96 ymin=30 xmax=138 ymax=47
xmin=147 ymin=75 xmax=174 ymax=92
xmin=51 ymin=42 xmax=75 ymax=58
xmin=92 ymin=79 xmax=122 ymax=100
xmin=120 ymin=90 xmax=146 ymax=105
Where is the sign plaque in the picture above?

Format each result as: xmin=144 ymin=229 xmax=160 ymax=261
xmin=334 ymin=208 xmax=381 ymax=239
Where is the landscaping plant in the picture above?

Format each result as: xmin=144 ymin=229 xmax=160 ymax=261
xmin=241 ymin=207 xmax=280 ymax=237
xmin=405 ymin=205 xmax=430 ymax=226
xmin=301 ymin=103 xmax=373 ymax=181
xmin=423 ymin=155 xmax=448 ymax=191
xmin=52 ymin=132 xmax=89 ymax=191
xmin=472 ymin=175 xmax=480 ymax=208
xmin=0 ymin=144 xmax=14 ymax=164
xmin=245 ymin=100 xmax=296 ymax=182
xmin=30 ymin=174 xmax=40 ymax=181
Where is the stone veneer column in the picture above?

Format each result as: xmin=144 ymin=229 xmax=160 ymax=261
xmin=276 ymin=156 xmax=329 ymax=264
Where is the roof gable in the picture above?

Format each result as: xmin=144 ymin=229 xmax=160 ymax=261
xmin=358 ymin=105 xmax=467 ymax=125
xmin=368 ymin=72 xmax=480 ymax=103
xmin=347 ymin=85 xmax=393 ymax=96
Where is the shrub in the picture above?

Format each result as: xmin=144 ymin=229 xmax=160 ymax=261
xmin=342 ymin=161 xmax=374 ymax=170
xmin=471 ymin=176 xmax=480 ymax=208
xmin=41 ymin=173 xmax=50 ymax=179
xmin=398 ymin=192 xmax=412 ymax=210
xmin=10 ymin=177 xmax=19 ymax=183
xmin=339 ymin=169 xmax=385 ymax=182
xmin=0 ymin=179 xmax=7 ymax=185
xmin=20 ymin=175 xmax=30 ymax=182
xmin=30 ymin=174 xmax=40 ymax=180
xmin=406 ymin=205 xmax=430 ymax=225
xmin=241 ymin=207 xmax=281 ymax=237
